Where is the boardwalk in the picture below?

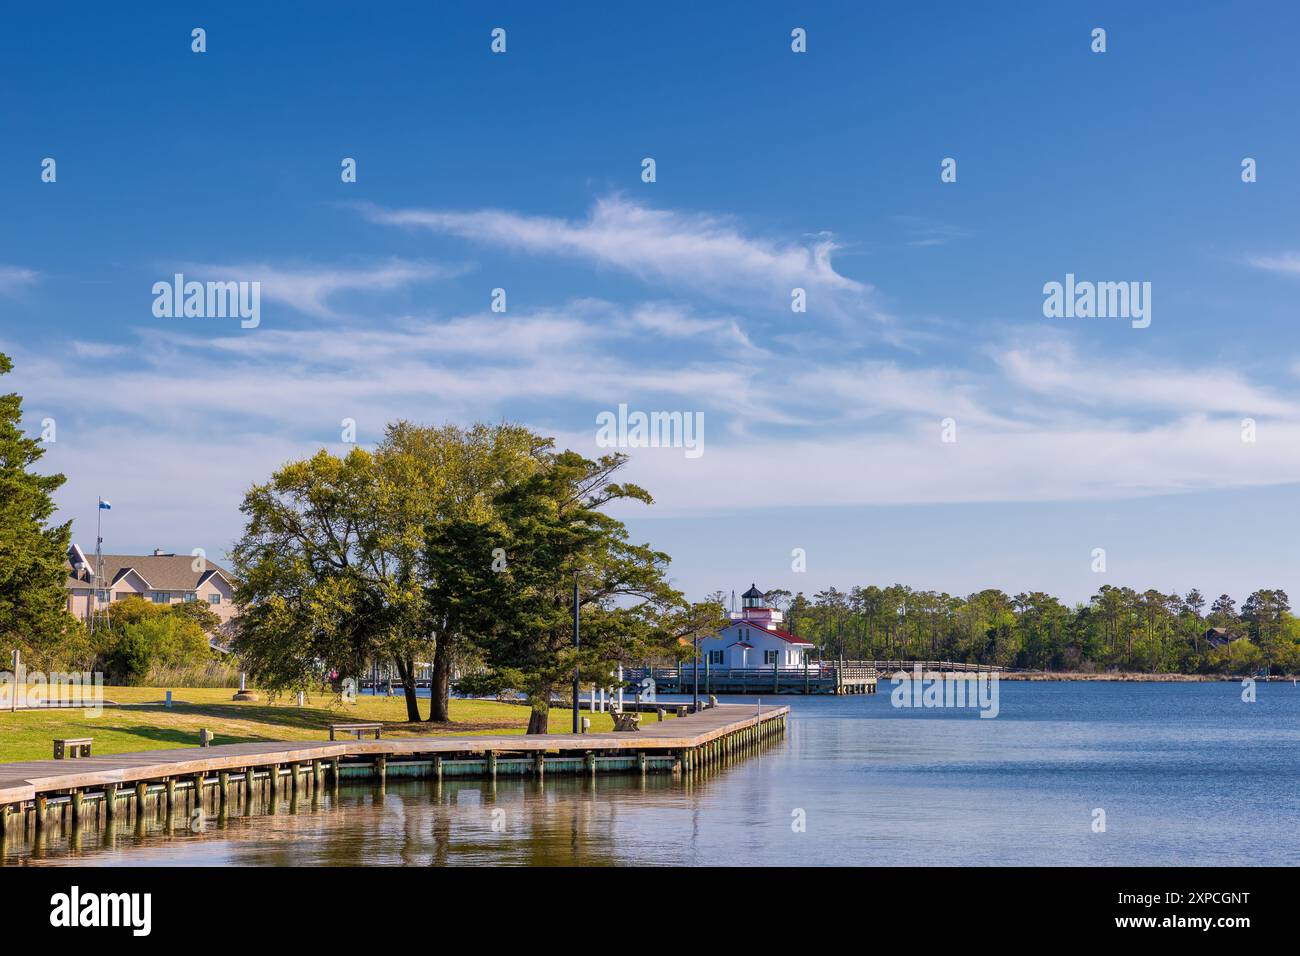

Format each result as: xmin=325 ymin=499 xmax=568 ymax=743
xmin=0 ymin=703 xmax=788 ymax=841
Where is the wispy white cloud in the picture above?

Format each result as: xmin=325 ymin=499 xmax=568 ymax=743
xmin=995 ymin=340 xmax=1299 ymax=418
xmin=625 ymin=304 xmax=765 ymax=355
xmin=178 ymin=259 xmax=453 ymax=318
xmin=1245 ymin=251 xmax=1300 ymax=275
xmin=893 ymin=215 xmax=968 ymax=248
xmin=0 ymin=266 xmax=39 ymax=294
xmin=359 ymin=195 xmax=878 ymax=320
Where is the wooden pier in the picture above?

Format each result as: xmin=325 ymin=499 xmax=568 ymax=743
xmin=631 ymin=659 xmax=1005 ymax=695
xmin=631 ymin=663 xmax=879 ymax=695
xmin=0 ymin=703 xmax=787 ymax=848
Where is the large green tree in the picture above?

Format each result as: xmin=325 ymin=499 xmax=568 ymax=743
xmin=375 ymin=421 xmax=548 ymax=722
xmin=427 ymin=450 xmax=694 ymax=734
xmin=231 ymin=447 xmax=426 ymax=716
xmin=0 ymin=352 xmax=75 ymax=658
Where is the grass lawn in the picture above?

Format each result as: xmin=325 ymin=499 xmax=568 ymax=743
xmin=0 ymin=686 xmax=673 ymax=763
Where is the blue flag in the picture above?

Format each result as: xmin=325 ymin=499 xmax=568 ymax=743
xmin=99 ymin=499 xmax=112 ymax=510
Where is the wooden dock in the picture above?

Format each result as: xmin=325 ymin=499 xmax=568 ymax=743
xmin=630 ymin=663 xmax=879 ymax=695
xmin=0 ymin=703 xmax=788 ymax=846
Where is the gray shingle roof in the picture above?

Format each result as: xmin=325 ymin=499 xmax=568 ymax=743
xmin=64 ymin=550 xmax=235 ymax=591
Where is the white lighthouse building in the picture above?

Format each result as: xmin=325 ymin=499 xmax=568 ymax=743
xmin=696 ymin=584 xmax=815 ymax=669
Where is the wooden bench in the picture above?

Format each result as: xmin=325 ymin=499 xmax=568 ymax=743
xmin=329 ymin=722 xmax=382 ymax=741
xmin=53 ymin=737 xmax=93 ymax=759
xmin=611 ymin=711 xmax=641 ymax=732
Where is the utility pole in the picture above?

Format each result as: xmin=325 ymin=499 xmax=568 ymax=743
xmin=90 ymin=497 xmax=109 ymax=635
xmin=572 ymin=576 xmax=580 ymax=734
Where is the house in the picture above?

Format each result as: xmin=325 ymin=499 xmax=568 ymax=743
xmin=695 ymin=584 xmax=815 ymax=669
xmin=64 ymin=544 xmax=238 ymax=633
xmin=1203 ymin=627 xmax=1246 ymax=648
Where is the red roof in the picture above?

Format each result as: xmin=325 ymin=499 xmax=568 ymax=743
xmin=725 ymin=622 xmax=812 ymax=646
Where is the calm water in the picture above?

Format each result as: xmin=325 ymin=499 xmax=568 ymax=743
xmin=8 ymin=681 xmax=1299 ymax=866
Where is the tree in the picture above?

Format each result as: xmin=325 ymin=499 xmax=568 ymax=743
xmin=1184 ymin=589 xmax=1206 ymax=657
xmin=376 ymin=421 xmax=548 ymax=722
xmin=428 ymin=450 xmax=687 ymax=734
xmin=1242 ymin=589 xmax=1290 ymax=671
xmin=231 ymin=447 xmax=426 ymax=717
xmin=0 ymin=352 xmax=75 ymax=658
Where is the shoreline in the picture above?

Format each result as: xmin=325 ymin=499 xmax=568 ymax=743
xmin=983 ymin=671 xmax=1292 ymax=682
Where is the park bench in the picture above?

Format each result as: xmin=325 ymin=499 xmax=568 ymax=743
xmin=53 ymin=737 xmax=93 ymax=759
xmin=329 ymin=722 xmax=383 ymax=741
xmin=611 ymin=711 xmax=641 ymax=732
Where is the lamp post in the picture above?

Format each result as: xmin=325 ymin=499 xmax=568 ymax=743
xmin=692 ymin=633 xmax=699 ymax=712
xmin=572 ymin=576 xmax=580 ymax=734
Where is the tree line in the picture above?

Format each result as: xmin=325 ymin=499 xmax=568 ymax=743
xmin=770 ymin=584 xmax=1299 ymax=674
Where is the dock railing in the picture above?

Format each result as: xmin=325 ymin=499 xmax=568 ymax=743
xmin=627 ymin=660 xmax=1003 ymax=684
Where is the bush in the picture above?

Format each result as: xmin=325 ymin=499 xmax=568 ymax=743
xmin=105 ymin=627 xmax=152 ymax=684
xmin=103 ymin=614 xmax=211 ymax=685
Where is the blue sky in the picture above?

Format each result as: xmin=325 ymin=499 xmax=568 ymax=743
xmin=3 ymin=1 xmax=1300 ymax=605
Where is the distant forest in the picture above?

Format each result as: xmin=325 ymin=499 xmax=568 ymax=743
xmin=734 ymin=586 xmax=1299 ymax=675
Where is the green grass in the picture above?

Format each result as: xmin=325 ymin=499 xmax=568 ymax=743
xmin=0 ymin=686 xmax=672 ymax=763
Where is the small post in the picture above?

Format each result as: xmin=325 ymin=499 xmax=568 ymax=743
xmin=218 ymin=771 xmax=230 ymax=808
xmin=296 ymin=691 xmax=304 ymax=707
xmin=135 ymin=781 xmax=148 ymax=817
xmin=485 ymin=750 xmax=496 ymax=779
xmin=291 ymin=762 xmax=302 ymax=795
xmin=105 ymin=784 xmax=119 ymax=819
xmin=34 ymin=794 xmax=47 ymax=831
xmin=581 ymin=717 xmax=590 ymax=734
xmin=165 ymin=778 xmax=176 ymax=811
xmin=376 ymin=755 xmax=387 ymax=784
xmin=584 ymin=752 xmax=596 ymax=776
xmin=198 ymin=727 xmax=213 ymax=747
xmin=9 ymin=650 xmax=18 ymax=712
xmin=165 ymin=690 xmax=172 ymax=709
xmin=433 ymin=755 xmax=443 ymax=781
xmin=656 ymin=707 xmax=665 ymax=722
xmin=71 ymin=789 xmax=83 ymax=824
xmin=534 ymin=752 xmax=545 ymax=779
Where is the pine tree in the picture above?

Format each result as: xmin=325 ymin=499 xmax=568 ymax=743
xmin=0 ymin=352 xmax=73 ymax=653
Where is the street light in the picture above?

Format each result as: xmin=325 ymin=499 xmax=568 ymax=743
xmin=572 ymin=576 xmax=580 ymax=734
xmin=692 ymin=632 xmax=699 ymax=712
